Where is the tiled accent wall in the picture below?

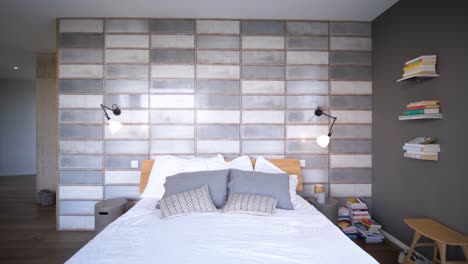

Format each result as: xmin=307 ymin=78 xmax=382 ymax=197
xmin=57 ymin=18 xmax=372 ymax=230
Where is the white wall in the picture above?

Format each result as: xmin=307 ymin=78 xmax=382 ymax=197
xmin=0 ymin=79 xmax=36 ymax=175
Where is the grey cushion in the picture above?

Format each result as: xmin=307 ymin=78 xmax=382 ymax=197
xmin=163 ymin=169 xmax=229 ymax=208
xmin=160 ymin=185 xmax=217 ymax=219
xmin=223 ymin=193 xmax=278 ymax=216
xmin=228 ymin=169 xmax=293 ymax=210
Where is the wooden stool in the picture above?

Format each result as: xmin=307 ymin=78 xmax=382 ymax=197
xmin=404 ymin=218 xmax=468 ymax=264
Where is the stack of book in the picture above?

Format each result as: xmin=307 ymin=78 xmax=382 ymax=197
xmin=399 ymin=100 xmax=442 ymax=120
xmin=355 ymin=219 xmax=384 ymax=243
xmin=402 ymin=55 xmax=438 ymax=78
xmin=344 ymin=198 xmax=384 ymax=243
xmin=338 ymin=207 xmax=358 ymax=239
xmin=346 ymin=198 xmax=371 ymax=221
xmin=403 ymin=137 xmax=440 ymax=161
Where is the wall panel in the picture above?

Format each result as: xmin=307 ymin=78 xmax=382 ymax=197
xmin=57 ymin=18 xmax=371 ymax=230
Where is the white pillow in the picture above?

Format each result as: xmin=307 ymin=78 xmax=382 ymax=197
xmin=254 ymin=156 xmax=299 ymax=206
xmin=226 ymin=155 xmax=254 ymax=171
xmin=289 ymin=175 xmax=299 ymax=205
xmin=141 ymin=154 xmax=224 ymax=199
xmin=203 ymin=155 xmax=254 ymax=171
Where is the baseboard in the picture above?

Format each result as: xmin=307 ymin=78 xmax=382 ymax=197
xmin=0 ymin=173 xmax=36 ymax=176
xmin=381 ymin=229 xmax=432 ymax=263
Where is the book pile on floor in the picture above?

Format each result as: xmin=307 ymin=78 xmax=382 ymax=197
xmin=347 ymin=198 xmax=370 ymax=221
xmin=403 ymin=137 xmax=440 ymax=161
xmin=402 ymin=55 xmax=437 ymax=78
xmin=355 ymin=219 xmax=384 ymax=244
xmin=399 ymin=100 xmax=442 ymax=120
xmin=338 ymin=207 xmax=358 ymax=239
xmin=345 ymin=198 xmax=384 ymax=243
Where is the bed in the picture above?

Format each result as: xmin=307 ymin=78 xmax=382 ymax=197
xmin=66 ymin=159 xmax=378 ymax=264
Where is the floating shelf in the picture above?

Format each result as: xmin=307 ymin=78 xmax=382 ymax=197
xmin=403 ymin=155 xmax=438 ymax=161
xmin=397 ymin=74 xmax=439 ymax=82
xmin=398 ymin=114 xmax=443 ymax=120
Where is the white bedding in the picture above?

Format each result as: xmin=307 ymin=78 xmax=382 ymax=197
xmin=66 ymin=196 xmax=378 ymax=264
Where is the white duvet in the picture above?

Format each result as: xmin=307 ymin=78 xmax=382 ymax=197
xmin=66 ymin=196 xmax=378 ymax=264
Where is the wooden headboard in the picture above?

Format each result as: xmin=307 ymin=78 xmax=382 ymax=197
xmin=139 ymin=159 xmax=303 ymax=193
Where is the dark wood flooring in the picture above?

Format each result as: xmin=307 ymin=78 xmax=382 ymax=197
xmin=355 ymin=238 xmax=401 ymax=263
xmin=0 ymin=176 xmax=400 ymax=264
xmin=0 ymin=176 xmax=94 ymax=264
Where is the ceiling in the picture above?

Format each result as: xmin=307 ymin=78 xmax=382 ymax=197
xmin=0 ymin=0 xmax=398 ymax=80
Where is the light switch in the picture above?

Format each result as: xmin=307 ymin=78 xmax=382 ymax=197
xmin=131 ymin=160 xmax=139 ymax=168
xmin=300 ymin=160 xmax=306 ymax=167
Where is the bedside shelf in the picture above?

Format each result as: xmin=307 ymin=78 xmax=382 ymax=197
xmin=398 ymin=114 xmax=442 ymax=120
xmin=397 ymin=74 xmax=439 ymax=82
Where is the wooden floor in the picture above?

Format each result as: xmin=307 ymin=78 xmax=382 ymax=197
xmin=0 ymin=175 xmax=400 ymax=264
xmin=0 ymin=176 xmax=94 ymax=264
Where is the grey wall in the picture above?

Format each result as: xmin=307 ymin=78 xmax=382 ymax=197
xmin=0 ymin=79 xmax=37 ymax=175
xmin=372 ymin=0 xmax=468 ymax=259
xmin=36 ymin=53 xmax=57 ymax=192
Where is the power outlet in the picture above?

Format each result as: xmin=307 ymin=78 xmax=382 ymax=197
xmin=131 ymin=160 xmax=139 ymax=168
xmin=300 ymin=160 xmax=306 ymax=167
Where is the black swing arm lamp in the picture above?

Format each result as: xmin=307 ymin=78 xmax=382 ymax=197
xmin=314 ymin=107 xmax=338 ymax=147
xmin=100 ymin=104 xmax=123 ymax=134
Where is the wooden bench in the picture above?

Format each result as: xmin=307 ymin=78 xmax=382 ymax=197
xmin=404 ymin=218 xmax=468 ymax=264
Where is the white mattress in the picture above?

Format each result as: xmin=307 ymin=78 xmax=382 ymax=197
xmin=66 ymin=196 xmax=378 ymax=264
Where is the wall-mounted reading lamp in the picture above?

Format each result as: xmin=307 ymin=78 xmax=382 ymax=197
xmin=100 ymin=104 xmax=123 ymax=134
xmin=314 ymin=107 xmax=337 ymax=148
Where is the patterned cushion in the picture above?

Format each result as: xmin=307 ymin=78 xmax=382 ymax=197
xmin=163 ymin=170 xmax=229 ymax=208
xmin=223 ymin=193 xmax=278 ymax=216
xmin=159 ymin=185 xmax=217 ymax=219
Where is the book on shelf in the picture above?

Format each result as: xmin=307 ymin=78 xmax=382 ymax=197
xmin=403 ymin=61 xmax=437 ymax=71
xmin=403 ymin=137 xmax=439 ymax=161
xmin=404 ymin=152 xmax=439 ymax=161
xmin=402 ymin=108 xmax=439 ymax=115
xmin=401 ymin=102 xmax=441 ymax=117
xmin=405 ymin=55 xmax=437 ymax=66
xmin=403 ymin=145 xmax=440 ymax=153
xmin=403 ymin=65 xmax=436 ymax=76
xmin=405 ymin=150 xmax=440 ymax=156
xmin=405 ymin=137 xmax=437 ymax=145
xmin=406 ymin=105 xmax=439 ymax=110
xmin=398 ymin=113 xmax=442 ymax=120
xmin=399 ymin=56 xmax=438 ymax=80
xmin=398 ymin=114 xmax=442 ymax=120
xmin=404 ymin=64 xmax=436 ymax=71
xmin=407 ymin=100 xmax=439 ymax=107
xmin=402 ymin=71 xmax=438 ymax=78
xmin=403 ymin=137 xmax=440 ymax=152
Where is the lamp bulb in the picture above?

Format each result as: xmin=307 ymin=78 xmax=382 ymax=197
xmin=108 ymin=120 xmax=123 ymax=134
xmin=316 ymin=135 xmax=330 ymax=148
